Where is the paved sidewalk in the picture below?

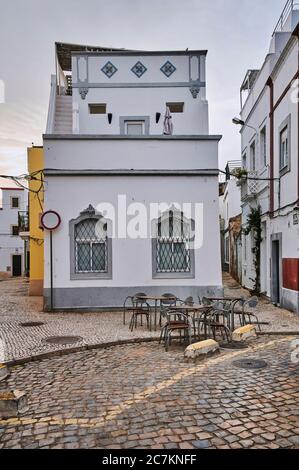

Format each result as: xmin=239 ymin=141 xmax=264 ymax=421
xmin=0 ymin=336 xmax=298 ymax=449
xmin=0 ymin=276 xmax=298 ymax=362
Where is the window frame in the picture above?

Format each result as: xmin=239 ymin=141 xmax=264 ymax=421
xmin=11 ymin=196 xmax=19 ymax=209
xmin=279 ymin=115 xmax=291 ymax=176
xmin=119 ymin=116 xmax=150 ymax=135
xmin=166 ymin=102 xmax=184 ymax=113
xmin=11 ymin=225 xmax=19 ymax=236
xmin=260 ymin=125 xmax=267 ymax=168
xmin=250 ymin=140 xmax=256 ymax=171
xmin=69 ymin=205 xmax=112 ymax=280
xmin=151 ymin=209 xmax=195 ymax=279
xmin=88 ymin=103 xmax=107 ymax=114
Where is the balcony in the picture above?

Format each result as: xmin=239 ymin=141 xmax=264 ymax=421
xmin=240 ymin=169 xmax=270 ymax=202
xmin=18 ymin=211 xmax=29 ymax=234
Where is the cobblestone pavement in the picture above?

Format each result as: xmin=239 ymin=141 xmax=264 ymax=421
xmin=0 ymin=335 xmax=298 ymax=449
xmin=0 ymin=276 xmax=299 ymax=362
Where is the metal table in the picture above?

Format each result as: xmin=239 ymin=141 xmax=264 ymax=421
xmin=137 ymin=295 xmax=177 ymax=331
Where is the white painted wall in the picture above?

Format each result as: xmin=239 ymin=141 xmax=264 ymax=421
xmin=70 ymin=51 xmax=208 ymax=135
xmin=44 ymin=138 xmax=219 ymax=171
xmin=0 ymin=188 xmax=25 ymax=273
xmin=239 ymin=17 xmax=299 ymax=306
xmin=43 ymin=175 xmax=222 ymax=290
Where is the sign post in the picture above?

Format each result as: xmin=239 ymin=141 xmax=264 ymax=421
xmin=40 ymin=210 xmax=61 ymax=311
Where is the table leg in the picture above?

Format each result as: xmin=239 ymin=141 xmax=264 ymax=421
xmin=154 ymin=300 xmax=158 ymax=331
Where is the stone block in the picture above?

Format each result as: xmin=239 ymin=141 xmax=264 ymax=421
xmin=184 ymin=339 xmax=219 ymax=360
xmin=0 ymin=364 xmax=9 ymax=382
xmin=232 ymin=325 xmax=256 ymax=342
xmin=0 ymin=390 xmax=28 ymax=419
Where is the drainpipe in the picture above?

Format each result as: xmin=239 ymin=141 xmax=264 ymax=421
xmin=266 ymin=77 xmax=274 ymax=216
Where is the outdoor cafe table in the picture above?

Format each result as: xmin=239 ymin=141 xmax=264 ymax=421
xmin=136 ymin=295 xmax=176 ymax=331
xmin=206 ymin=297 xmax=245 ymax=331
xmin=168 ymin=304 xmax=213 ymax=339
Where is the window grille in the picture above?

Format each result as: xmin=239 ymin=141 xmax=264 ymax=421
xmin=75 ymin=218 xmax=108 ymax=273
xmin=156 ymin=211 xmax=191 ymax=273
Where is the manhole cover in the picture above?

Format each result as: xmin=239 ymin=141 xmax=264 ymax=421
xmin=232 ymin=358 xmax=268 ymax=370
xmin=20 ymin=322 xmax=45 ymax=327
xmin=44 ymin=336 xmax=82 ymax=345
xmin=221 ymin=342 xmax=248 ymax=350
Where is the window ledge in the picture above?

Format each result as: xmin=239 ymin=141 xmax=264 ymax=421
xmin=152 ymin=272 xmax=195 ymax=280
xmin=70 ymin=272 xmax=112 ymax=280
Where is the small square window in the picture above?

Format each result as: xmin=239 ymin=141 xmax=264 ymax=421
xmin=11 ymin=197 xmax=19 ymax=209
xmin=12 ymin=225 xmax=19 ymax=236
xmin=125 ymin=121 xmax=144 ymax=135
xmin=166 ymin=102 xmax=184 ymax=113
xmin=89 ymin=104 xmax=107 ymax=114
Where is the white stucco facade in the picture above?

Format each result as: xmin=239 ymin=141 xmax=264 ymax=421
xmin=0 ymin=188 xmax=25 ymax=276
xmin=43 ymin=47 xmax=222 ymax=310
xmin=239 ymin=6 xmax=299 ymax=314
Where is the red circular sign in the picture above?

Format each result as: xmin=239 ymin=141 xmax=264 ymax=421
xmin=41 ymin=210 xmax=61 ymax=231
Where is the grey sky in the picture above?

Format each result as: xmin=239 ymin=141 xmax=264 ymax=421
xmin=0 ymin=0 xmax=286 ymax=178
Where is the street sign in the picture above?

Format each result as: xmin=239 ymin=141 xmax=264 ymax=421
xmin=41 ymin=210 xmax=61 ymax=231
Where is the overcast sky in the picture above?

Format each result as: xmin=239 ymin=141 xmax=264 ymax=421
xmin=0 ymin=0 xmax=286 ymax=181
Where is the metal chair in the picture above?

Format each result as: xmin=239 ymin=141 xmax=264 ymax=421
xmin=160 ymin=309 xmax=192 ymax=352
xmin=129 ymin=297 xmax=151 ymax=332
xmin=159 ymin=293 xmax=177 ymax=326
xmin=234 ymin=296 xmax=261 ymax=331
xmin=123 ymin=296 xmax=134 ymax=325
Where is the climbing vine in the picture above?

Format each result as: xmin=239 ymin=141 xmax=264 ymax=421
xmin=244 ymin=205 xmax=262 ymax=295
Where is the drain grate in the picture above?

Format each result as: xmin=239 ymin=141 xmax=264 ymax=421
xmin=232 ymin=358 xmax=268 ymax=370
xmin=20 ymin=322 xmax=45 ymax=327
xmin=44 ymin=336 xmax=83 ymax=345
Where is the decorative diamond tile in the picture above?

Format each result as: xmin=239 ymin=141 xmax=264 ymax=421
xmin=131 ymin=61 xmax=147 ymax=78
xmin=101 ymin=61 xmax=118 ymax=78
xmin=160 ymin=61 xmax=176 ymax=78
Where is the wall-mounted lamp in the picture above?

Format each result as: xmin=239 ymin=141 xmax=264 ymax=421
xmin=108 ymin=113 xmax=113 ymax=124
xmin=156 ymin=112 xmax=161 ymax=124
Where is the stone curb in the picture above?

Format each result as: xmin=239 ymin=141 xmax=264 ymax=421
xmin=3 ymin=332 xmax=299 ymax=368
xmin=257 ymin=331 xmax=299 ymax=336
xmin=3 ymin=337 xmax=161 ymax=367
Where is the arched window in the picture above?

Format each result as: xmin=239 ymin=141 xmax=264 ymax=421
xmin=152 ymin=209 xmax=195 ymax=279
xmin=75 ymin=218 xmax=107 ymax=273
xmin=70 ymin=205 xmax=112 ymax=279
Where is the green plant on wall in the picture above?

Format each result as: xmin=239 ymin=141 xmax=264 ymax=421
xmin=244 ymin=205 xmax=262 ymax=294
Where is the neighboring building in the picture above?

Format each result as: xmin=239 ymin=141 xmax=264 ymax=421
xmin=219 ymin=161 xmax=242 ymax=282
xmin=0 ymin=187 xmax=26 ymax=276
xmin=238 ymin=1 xmax=299 ymax=313
xmin=42 ymin=42 xmax=223 ymax=310
xmin=27 ymin=146 xmax=44 ymax=295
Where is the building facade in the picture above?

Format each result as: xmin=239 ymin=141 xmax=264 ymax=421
xmin=238 ymin=1 xmax=299 ymax=313
xmin=27 ymin=146 xmax=44 ymax=295
xmin=219 ymin=161 xmax=242 ymax=282
xmin=0 ymin=187 xmax=26 ymax=277
xmin=43 ymin=44 xmax=222 ymax=310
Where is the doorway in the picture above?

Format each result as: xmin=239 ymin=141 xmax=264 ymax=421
xmin=12 ymin=255 xmax=22 ymax=277
xmin=271 ymin=234 xmax=282 ymax=305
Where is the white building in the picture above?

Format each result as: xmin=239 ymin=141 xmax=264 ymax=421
xmin=43 ymin=43 xmax=222 ymax=310
xmin=237 ymin=1 xmax=299 ymax=314
xmin=0 ymin=187 xmax=26 ymax=276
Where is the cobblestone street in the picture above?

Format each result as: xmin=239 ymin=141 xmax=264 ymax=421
xmin=0 ymin=336 xmax=298 ymax=449
xmin=0 ymin=276 xmax=299 ymax=362
xmin=0 ymin=276 xmax=299 ymax=449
